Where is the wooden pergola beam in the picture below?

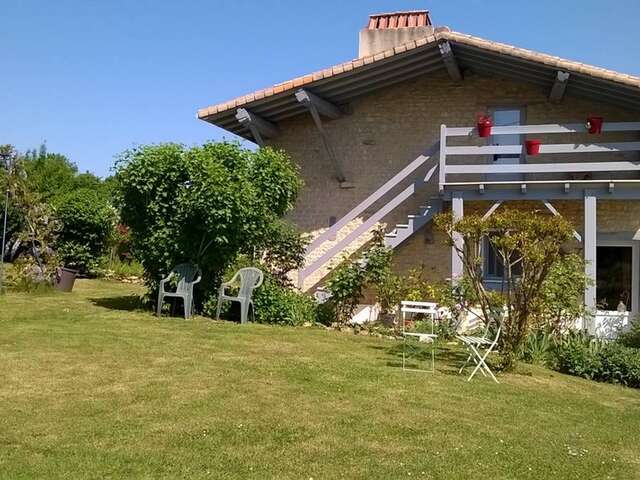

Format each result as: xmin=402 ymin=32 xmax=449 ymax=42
xmin=549 ymin=71 xmax=570 ymax=104
xmin=235 ymin=108 xmax=279 ymax=146
xmin=439 ymin=41 xmax=463 ymax=82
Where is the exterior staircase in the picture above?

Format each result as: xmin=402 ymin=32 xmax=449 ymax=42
xmin=298 ymin=142 xmax=441 ymax=290
xmin=383 ymin=198 xmax=442 ymax=248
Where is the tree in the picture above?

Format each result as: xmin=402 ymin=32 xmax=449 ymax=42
xmin=114 ymin=142 xmax=302 ymax=307
xmin=56 ymin=188 xmax=117 ymax=274
xmin=434 ymin=209 xmax=575 ymax=369
xmin=1 ymin=148 xmax=61 ymax=286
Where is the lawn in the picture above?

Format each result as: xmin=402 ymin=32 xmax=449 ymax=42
xmin=1 ymin=280 xmax=639 ymax=479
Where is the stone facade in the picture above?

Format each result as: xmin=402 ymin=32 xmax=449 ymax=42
xmin=267 ymin=70 xmax=640 ymax=291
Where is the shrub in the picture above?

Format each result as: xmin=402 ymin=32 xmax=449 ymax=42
xmin=114 ymin=142 xmax=301 ymax=308
xmin=325 ymin=256 xmax=368 ymax=325
xmin=253 ymin=277 xmax=316 ymax=326
xmin=203 ymin=256 xmax=315 ymax=326
xmin=554 ymin=332 xmax=640 ymax=388
xmin=618 ymin=318 xmax=640 ymax=349
xmin=537 ymin=254 xmax=591 ymax=334
xmin=598 ymin=343 xmax=640 ymax=388
xmin=555 ymin=332 xmax=604 ymax=380
xmin=55 ymin=188 xmax=116 ymax=274
xmin=325 ymin=231 xmax=394 ymax=326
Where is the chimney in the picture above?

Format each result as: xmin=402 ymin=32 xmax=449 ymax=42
xmin=358 ymin=11 xmax=434 ymax=58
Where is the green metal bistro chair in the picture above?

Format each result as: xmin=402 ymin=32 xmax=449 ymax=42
xmin=216 ymin=267 xmax=264 ymax=324
xmin=157 ymin=263 xmax=202 ymax=319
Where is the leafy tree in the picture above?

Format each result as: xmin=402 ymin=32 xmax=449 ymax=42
xmin=56 ymin=188 xmax=117 ymax=274
xmin=435 ymin=209 xmax=575 ymax=369
xmin=23 ymin=150 xmax=79 ymax=202
xmin=114 ymin=142 xmax=302 ymax=307
xmin=1 ymin=146 xmax=61 ymax=287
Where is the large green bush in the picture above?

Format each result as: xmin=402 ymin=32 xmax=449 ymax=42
xmin=554 ymin=332 xmax=640 ymax=388
xmin=114 ymin=142 xmax=302 ymax=307
xmin=56 ymin=188 xmax=116 ymax=274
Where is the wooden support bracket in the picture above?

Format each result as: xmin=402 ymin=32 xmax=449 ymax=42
xmin=235 ymin=108 xmax=279 ymax=146
xmin=549 ymin=71 xmax=570 ymax=104
xmin=439 ymin=42 xmax=463 ymax=82
xmin=295 ymin=89 xmax=348 ymax=185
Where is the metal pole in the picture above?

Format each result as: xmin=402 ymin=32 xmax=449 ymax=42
xmin=0 ymin=154 xmax=11 ymax=293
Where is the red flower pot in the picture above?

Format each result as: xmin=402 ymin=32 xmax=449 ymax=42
xmin=525 ymin=139 xmax=542 ymax=156
xmin=587 ymin=116 xmax=604 ymax=134
xmin=477 ymin=116 xmax=493 ymax=137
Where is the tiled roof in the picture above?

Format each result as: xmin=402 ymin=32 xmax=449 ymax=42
xmin=197 ymin=27 xmax=640 ymax=120
xmin=366 ymin=11 xmax=431 ymax=30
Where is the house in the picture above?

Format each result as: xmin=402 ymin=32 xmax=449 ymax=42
xmin=198 ymin=10 xmax=640 ymax=336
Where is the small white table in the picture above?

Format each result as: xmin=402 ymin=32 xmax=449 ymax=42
xmin=401 ymin=301 xmax=439 ymax=373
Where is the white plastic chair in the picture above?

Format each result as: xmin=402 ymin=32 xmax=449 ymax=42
xmin=401 ymin=301 xmax=439 ymax=373
xmin=216 ymin=267 xmax=264 ymax=324
xmin=457 ymin=320 xmax=501 ymax=383
xmin=157 ymin=263 xmax=202 ymax=319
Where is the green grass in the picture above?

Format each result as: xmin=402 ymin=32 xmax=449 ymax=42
xmin=1 ymin=280 xmax=639 ymax=479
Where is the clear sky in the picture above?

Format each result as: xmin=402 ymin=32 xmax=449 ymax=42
xmin=2 ymin=0 xmax=639 ymax=177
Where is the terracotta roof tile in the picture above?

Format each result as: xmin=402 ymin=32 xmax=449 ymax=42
xmin=198 ymin=28 xmax=640 ymax=120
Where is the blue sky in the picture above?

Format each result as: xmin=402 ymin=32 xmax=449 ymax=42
xmin=2 ymin=0 xmax=639 ymax=177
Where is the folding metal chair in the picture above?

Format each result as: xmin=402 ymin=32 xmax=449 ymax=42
xmin=457 ymin=320 xmax=501 ymax=383
xmin=401 ymin=301 xmax=439 ymax=373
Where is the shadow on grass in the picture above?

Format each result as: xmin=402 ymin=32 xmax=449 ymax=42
xmin=89 ymin=295 xmax=145 ymax=312
xmin=377 ymin=340 xmax=472 ymax=375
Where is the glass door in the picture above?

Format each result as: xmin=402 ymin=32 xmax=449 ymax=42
xmin=490 ymin=107 xmax=523 ymax=182
xmin=597 ymin=246 xmax=633 ymax=311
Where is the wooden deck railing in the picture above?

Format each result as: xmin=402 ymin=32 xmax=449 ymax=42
xmin=438 ymin=121 xmax=640 ymax=191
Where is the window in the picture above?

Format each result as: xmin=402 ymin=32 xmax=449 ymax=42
xmin=483 ymin=236 xmax=522 ymax=279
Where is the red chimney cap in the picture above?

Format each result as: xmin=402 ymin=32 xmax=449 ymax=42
xmin=366 ymin=10 xmax=432 ymax=30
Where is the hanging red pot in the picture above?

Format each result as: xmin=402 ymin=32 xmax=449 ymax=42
xmin=587 ymin=116 xmax=604 ymax=134
xmin=477 ymin=115 xmax=493 ymax=137
xmin=525 ymin=139 xmax=542 ymax=156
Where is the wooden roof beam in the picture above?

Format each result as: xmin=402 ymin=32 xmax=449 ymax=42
xmin=549 ymin=71 xmax=570 ymax=104
xmin=295 ymin=89 xmax=350 ymax=186
xmin=295 ymin=89 xmax=343 ymax=120
xmin=235 ymin=108 xmax=279 ymax=146
xmin=439 ymin=41 xmax=463 ymax=82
